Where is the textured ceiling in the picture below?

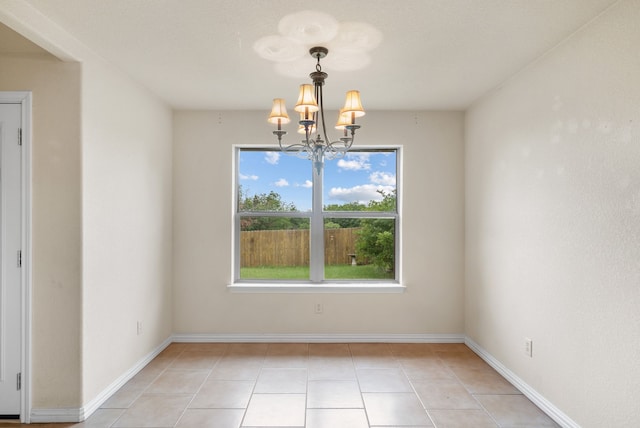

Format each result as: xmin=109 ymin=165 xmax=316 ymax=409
xmin=1 ymin=0 xmax=618 ymax=110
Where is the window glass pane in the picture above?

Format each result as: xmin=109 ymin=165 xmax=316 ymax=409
xmin=235 ymin=147 xmax=399 ymax=284
xmin=240 ymin=217 xmax=309 ymax=280
xmin=324 ymin=217 xmax=395 ymax=280
xmin=238 ymin=149 xmax=312 ymax=212
xmin=323 ymin=150 xmax=396 ymax=212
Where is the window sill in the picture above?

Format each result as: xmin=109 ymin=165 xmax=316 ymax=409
xmin=227 ymin=282 xmax=406 ymax=294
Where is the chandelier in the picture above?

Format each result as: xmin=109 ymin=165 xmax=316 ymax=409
xmin=268 ymin=46 xmax=365 ymax=175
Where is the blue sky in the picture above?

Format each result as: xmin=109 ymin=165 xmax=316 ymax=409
xmin=239 ymin=149 xmax=396 ymax=211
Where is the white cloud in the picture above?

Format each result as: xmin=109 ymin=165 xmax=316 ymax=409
xmin=239 ymin=173 xmax=259 ymax=180
xmin=265 ymin=152 xmax=280 ymax=165
xmin=274 ymin=178 xmax=289 ymax=187
xmin=328 ymin=184 xmax=394 ymax=203
xmin=370 ymin=171 xmax=396 ymax=186
xmin=337 ymin=153 xmax=371 ymax=171
xmin=297 ymin=180 xmax=313 ymax=188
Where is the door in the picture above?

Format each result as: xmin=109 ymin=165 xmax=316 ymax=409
xmin=0 ymin=103 xmax=22 ymax=417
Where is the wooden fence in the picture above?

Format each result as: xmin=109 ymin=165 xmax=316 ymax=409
xmin=240 ymin=228 xmax=360 ymax=267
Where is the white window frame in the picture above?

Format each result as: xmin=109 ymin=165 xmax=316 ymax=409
xmin=229 ymin=145 xmax=405 ymax=293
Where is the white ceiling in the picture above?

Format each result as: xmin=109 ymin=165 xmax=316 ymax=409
xmin=2 ymin=0 xmax=617 ymax=110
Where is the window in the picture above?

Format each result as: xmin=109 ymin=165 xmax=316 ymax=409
xmin=234 ymin=147 xmax=399 ymax=285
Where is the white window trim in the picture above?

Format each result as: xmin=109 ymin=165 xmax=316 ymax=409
xmin=230 ymin=144 xmax=404 ymax=293
xmin=227 ymin=282 xmax=405 ymax=293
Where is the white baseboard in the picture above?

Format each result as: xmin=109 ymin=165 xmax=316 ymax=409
xmin=29 ymin=333 xmax=460 ymax=422
xmin=30 ymin=336 xmax=172 ymax=423
xmin=31 ymin=334 xmax=576 ymax=427
xmin=172 ymin=333 xmax=466 ymax=343
xmin=464 ymin=337 xmax=580 ymax=428
xmin=29 ymin=407 xmax=82 ymax=424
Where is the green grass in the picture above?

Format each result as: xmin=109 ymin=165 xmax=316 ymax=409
xmin=240 ymin=264 xmax=393 ymax=280
xmin=241 ymin=265 xmax=309 ymax=280
xmin=325 ymin=264 xmax=394 ymax=279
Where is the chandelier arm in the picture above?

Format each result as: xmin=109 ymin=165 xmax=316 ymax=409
xmin=326 ymin=125 xmax=357 ymax=153
xmin=318 ymin=84 xmax=335 ymax=148
xmin=282 ymin=142 xmax=315 ymax=161
xmin=305 ymin=121 xmax=311 ymax=146
xmin=327 ymin=137 xmax=353 ymax=152
xmin=281 ymin=141 xmax=308 ymax=151
xmin=282 ymin=139 xmax=316 ymax=150
xmin=324 ymin=141 xmax=351 ymax=160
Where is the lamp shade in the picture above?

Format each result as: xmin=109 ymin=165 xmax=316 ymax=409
xmin=268 ymin=98 xmax=291 ymax=124
xmin=342 ymin=90 xmax=365 ymax=118
xmin=335 ymin=109 xmax=352 ymax=129
xmin=294 ymin=84 xmax=319 ymax=114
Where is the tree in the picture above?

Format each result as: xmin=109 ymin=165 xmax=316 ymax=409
xmin=324 ymin=201 xmax=367 ymax=212
xmin=355 ymin=190 xmax=396 ymax=273
xmin=323 ymin=201 xmax=366 ymax=228
xmin=239 ymin=186 xmax=296 ymax=212
xmin=238 ymin=186 xmax=309 ymax=231
xmin=324 ymin=221 xmax=342 ymax=229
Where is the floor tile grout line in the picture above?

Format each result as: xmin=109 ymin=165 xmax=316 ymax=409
xmin=170 ymin=344 xmax=229 ymax=427
xmin=236 ymin=343 xmax=266 ymax=428
xmin=432 ymin=348 xmax=501 ymax=428
xmin=396 ymin=349 xmax=437 ymax=428
xmin=106 ymin=344 xmax=188 ymax=428
xmin=349 ymin=343 xmax=373 ymax=428
xmin=398 ymin=344 xmax=506 ymax=427
xmin=474 ymin=397 xmax=502 ymax=428
xmin=303 ymin=343 xmax=310 ymax=428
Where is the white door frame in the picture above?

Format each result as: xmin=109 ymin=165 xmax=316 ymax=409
xmin=0 ymin=91 xmax=32 ymax=423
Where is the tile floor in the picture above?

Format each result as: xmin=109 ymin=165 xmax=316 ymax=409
xmin=5 ymin=342 xmax=560 ymax=428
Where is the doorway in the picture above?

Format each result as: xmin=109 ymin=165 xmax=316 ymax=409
xmin=0 ymin=92 xmax=31 ymax=423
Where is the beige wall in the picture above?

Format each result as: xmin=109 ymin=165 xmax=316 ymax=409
xmin=81 ymin=58 xmax=173 ymax=404
xmin=0 ymin=55 xmax=82 ymax=407
xmin=465 ymin=1 xmax=640 ymax=426
xmin=1 ymin=27 xmax=173 ymax=412
xmin=173 ymin=110 xmax=465 ymax=335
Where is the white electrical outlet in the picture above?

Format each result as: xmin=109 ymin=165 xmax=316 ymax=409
xmin=524 ymin=338 xmax=533 ymax=357
xmin=137 ymin=321 xmax=143 ymax=335
xmin=314 ymin=303 xmax=323 ymax=314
